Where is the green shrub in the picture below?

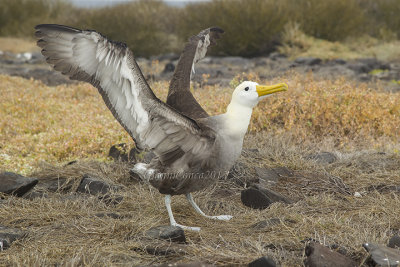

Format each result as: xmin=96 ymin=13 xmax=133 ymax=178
xmin=0 ymin=0 xmax=73 ymax=37
xmin=177 ymin=0 xmax=291 ymax=57
xmin=74 ymin=0 xmax=180 ymax=57
xmin=0 ymin=0 xmax=399 ymax=57
xmin=291 ymin=0 xmax=366 ymax=41
xmin=368 ymin=0 xmax=400 ymax=39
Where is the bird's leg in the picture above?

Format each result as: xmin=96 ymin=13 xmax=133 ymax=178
xmin=165 ymin=195 xmax=201 ymax=232
xmin=186 ymin=193 xmax=233 ymax=221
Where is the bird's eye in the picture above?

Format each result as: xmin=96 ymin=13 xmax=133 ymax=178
xmin=244 ymin=87 xmax=249 ymax=91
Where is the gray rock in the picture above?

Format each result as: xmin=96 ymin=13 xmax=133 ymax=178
xmin=304 ymin=242 xmax=357 ymax=267
xmin=294 ymin=57 xmax=322 ymax=66
xmin=388 ymin=235 xmax=400 ymax=249
xmin=306 ymin=152 xmax=337 ymax=164
xmin=363 ymin=243 xmax=400 ymax=266
xmin=163 ymin=62 xmax=175 ymax=73
xmin=16 ymin=68 xmax=74 ymax=86
xmin=38 ymin=177 xmax=70 ymax=192
xmin=76 ymin=175 xmax=120 ymax=195
xmin=248 ymin=256 xmax=277 ymax=267
xmin=268 ymin=52 xmax=286 ymax=60
xmin=0 ymin=172 xmax=38 ymax=197
xmin=329 ymin=59 xmax=347 ymax=65
xmin=145 ymin=225 xmax=186 ymax=243
xmin=241 ymin=184 xmax=292 ymax=209
xmin=0 ymin=226 xmax=26 ymax=250
xmin=220 ymin=56 xmax=251 ymax=66
xmin=347 ymin=62 xmax=370 ymax=74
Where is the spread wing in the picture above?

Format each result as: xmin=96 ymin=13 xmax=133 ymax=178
xmin=35 ymin=24 xmax=216 ymax=166
xmin=167 ymin=27 xmax=224 ymax=119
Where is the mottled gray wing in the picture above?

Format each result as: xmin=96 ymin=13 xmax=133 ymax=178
xmin=167 ymin=27 xmax=224 ymax=119
xmin=35 ymin=24 xmax=216 ymax=166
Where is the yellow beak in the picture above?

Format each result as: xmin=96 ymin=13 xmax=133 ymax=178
xmin=256 ymin=83 xmax=288 ymax=97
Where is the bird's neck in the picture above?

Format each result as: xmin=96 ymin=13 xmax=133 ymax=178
xmin=224 ymin=102 xmax=253 ymax=137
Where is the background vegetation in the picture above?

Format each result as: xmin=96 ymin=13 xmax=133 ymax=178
xmin=0 ymin=0 xmax=400 ymax=57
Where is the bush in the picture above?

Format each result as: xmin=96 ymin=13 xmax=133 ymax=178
xmin=364 ymin=0 xmax=400 ymax=40
xmin=177 ymin=0 xmax=291 ymax=57
xmin=291 ymin=0 xmax=366 ymax=41
xmin=74 ymin=0 xmax=180 ymax=57
xmin=0 ymin=0 xmax=400 ymax=57
xmin=0 ymin=0 xmax=74 ymax=37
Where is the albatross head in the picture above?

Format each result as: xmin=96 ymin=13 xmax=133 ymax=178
xmin=231 ymin=81 xmax=288 ymax=108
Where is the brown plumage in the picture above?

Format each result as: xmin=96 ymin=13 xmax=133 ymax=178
xmin=167 ymin=27 xmax=224 ymax=119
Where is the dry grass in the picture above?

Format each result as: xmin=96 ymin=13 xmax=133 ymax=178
xmin=1 ymin=73 xmax=400 ymax=266
xmin=279 ymin=22 xmax=400 ymax=61
xmin=0 ymin=37 xmax=39 ymax=53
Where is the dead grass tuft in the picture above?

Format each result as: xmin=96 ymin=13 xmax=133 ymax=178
xmin=1 ymin=73 xmax=400 ymax=265
xmin=0 ymin=37 xmax=39 ymax=53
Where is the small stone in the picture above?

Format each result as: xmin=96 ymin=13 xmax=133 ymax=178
xmin=39 ymin=177 xmax=70 ymax=192
xmin=354 ymin=192 xmax=362 ymax=197
xmin=363 ymin=243 xmax=400 ymax=266
xmin=0 ymin=172 xmax=38 ymax=197
xmin=163 ymin=62 xmax=175 ymax=73
xmin=306 ymin=152 xmax=337 ymax=164
xmin=304 ymin=242 xmax=357 ymax=267
xmin=248 ymin=256 xmax=277 ymax=267
xmin=294 ymin=57 xmax=322 ymax=66
xmin=145 ymin=225 xmax=186 ymax=243
xmin=76 ymin=175 xmax=121 ymax=195
xmin=388 ymin=235 xmax=400 ymax=249
xmin=0 ymin=226 xmax=26 ymax=250
xmin=241 ymin=184 xmax=292 ymax=210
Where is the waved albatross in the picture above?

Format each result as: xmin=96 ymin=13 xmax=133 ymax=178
xmin=35 ymin=24 xmax=288 ymax=231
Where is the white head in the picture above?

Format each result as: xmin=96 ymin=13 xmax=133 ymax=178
xmin=231 ymin=81 xmax=288 ymax=108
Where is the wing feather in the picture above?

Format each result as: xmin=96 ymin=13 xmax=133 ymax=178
xmin=35 ymin=24 xmax=216 ymax=169
xmin=167 ymin=27 xmax=224 ymax=119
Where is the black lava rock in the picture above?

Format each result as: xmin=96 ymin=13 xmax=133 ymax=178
xmin=241 ymin=184 xmax=292 ymax=210
xmin=304 ymin=242 xmax=357 ymax=267
xmin=388 ymin=235 xmax=400 ymax=249
xmin=77 ymin=175 xmax=119 ymax=195
xmin=0 ymin=172 xmax=38 ymax=197
xmin=363 ymin=243 xmax=400 ymax=267
xmin=145 ymin=225 xmax=186 ymax=243
xmin=248 ymin=256 xmax=277 ymax=267
xmin=0 ymin=225 xmax=26 ymax=250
